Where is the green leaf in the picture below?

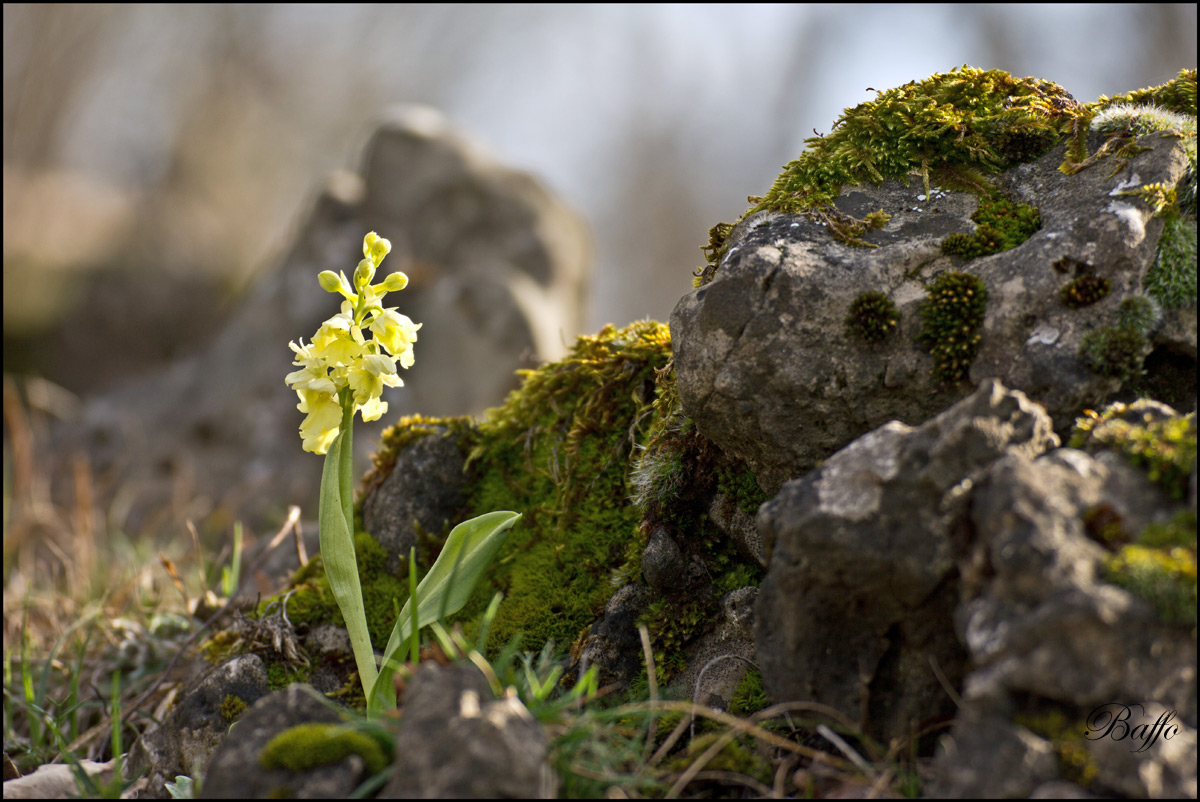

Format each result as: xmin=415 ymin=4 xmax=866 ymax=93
xmin=366 ymin=510 xmax=520 ymax=716
xmin=319 ymin=428 xmax=378 ymax=700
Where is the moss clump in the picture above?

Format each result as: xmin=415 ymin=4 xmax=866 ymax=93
xmin=1079 ymin=326 xmax=1149 ymax=384
xmin=1015 ymin=707 xmax=1100 ymax=788
xmin=1146 ymin=213 xmax=1198 ymax=308
xmin=450 ymin=322 xmax=673 ymax=654
xmin=715 ymin=462 xmax=768 ymax=519
xmin=664 ymin=731 xmax=774 ymax=787
xmin=1091 ymin=102 xmax=1195 ymax=138
xmin=219 ymin=694 xmax=249 ymax=722
xmin=259 ymin=723 xmax=389 ymax=775
xmin=941 ymin=187 xmax=1041 ymax=260
xmin=844 ymin=291 xmax=900 ymax=344
xmin=699 ymin=65 xmax=1082 ymax=277
xmin=1069 ymin=400 xmax=1197 ymax=501
xmin=1059 ymin=275 xmax=1112 ymax=308
xmin=267 ymin=531 xmax=408 ymax=654
xmin=1077 ymin=290 xmax=1160 ymax=385
xmin=728 ymin=668 xmax=767 ymax=717
xmin=916 ymin=271 xmax=987 ymax=383
xmin=1094 ymin=69 xmax=1197 ymax=119
xmin=1114 ymin=295 xmax=1162 ymax=332
xmin=264 ymin=662 xmax=308 ymax=692
xmin=1104 ymin=510 xmax=1197 ymax=626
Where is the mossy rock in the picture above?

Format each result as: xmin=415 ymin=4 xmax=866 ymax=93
xmin=699 ymin=66 xmax=1196 ymax=281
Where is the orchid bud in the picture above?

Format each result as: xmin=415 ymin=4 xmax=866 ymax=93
xmin=380 ymin=271 xmax=409 ymax=292
xmin=318 ymin=271 xmax=343 ymax=293
xmin=353 ymin=258 xmax=376 ymax=290
xmin=364 ymin=232 xmax=391 ymax=265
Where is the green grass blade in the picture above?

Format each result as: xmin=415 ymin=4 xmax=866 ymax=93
xmin=319 ymin=428 xmax=379 ymax=701
xmin=221 ymin=522 xmax=244 ymax=598
xmin=367 ymin=511 xmax=520 ymax=716
xmin=407 ymin=546 xmax=419 ymax=665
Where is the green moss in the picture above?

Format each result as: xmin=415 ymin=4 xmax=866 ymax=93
xmin=265 ymin=531 xmax=408 ymax=654
xmin=446 ymin=322 xmax=672 ymax=654
xmin=264 ymin=661 xmax=308 ymax=691
xmin=1146 ymin=213 xmax=1198 ymax=308
xmin=1114 ymin=295 xmax=1162 ymax=332
xmin=1069 ymin=400 xmax=1197 ymax=500
xmin=1059 ymin=275 xmax=1112 ymax=309
xmin=1094 ymin=69 xmax=1197 ymax=119
xmin=219 ymin=694 xmax=249 ymax=722
xmin=916 ymin=271 xmax=987 ymax=383
xmin=700 ymin=65 xmax=1082 ymax=277
xmin=1101 ymin=508 xmax=1197 ymax=626
xmin=1015 ymin=707 xmax=1100 ymax=788
xmin=664 ymin=731 xmax=773 ymax=785
xmin=715 ymin=462 xmax=768 ymax=518
xmin=845 ymin=291 xmax=900 ymax=345
xmin=941 ymin=187 xmax=1041 ymax=260
xmin=259 ymin=723 xmax=389 ymax=775
xmin=728 ymin=668 xmax=767 ymax=717
xmin=1079 ymin=326 xmax=1148 ymax=383
xmin=1080 ymin=501 xmax=1197 ymax=626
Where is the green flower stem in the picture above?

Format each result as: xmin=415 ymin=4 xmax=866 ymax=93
xmin=318 ymin=392 xmax=378 ymax=701
xmin=338 ymin=388 xmax=354 ymax=543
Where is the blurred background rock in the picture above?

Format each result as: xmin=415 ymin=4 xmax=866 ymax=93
xmin=4 ymin=4 xmax=1196 ymax=396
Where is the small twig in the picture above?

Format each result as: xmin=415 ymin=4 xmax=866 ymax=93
xmin=690 ymin=654 xmax=757 ymax=740
xmin=929 ymin=654 xmax=964 ymax=709
xmin=817 ymin=724 xmax=873 ymax=776
xmin=667 ymin=727 xmax=740 ymax=798
xmin=638 ymin=624 xmax=658 ymax=763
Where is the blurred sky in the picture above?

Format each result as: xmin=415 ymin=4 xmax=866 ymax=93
xmin=3 ymin=4 xmax=1197 ymax=367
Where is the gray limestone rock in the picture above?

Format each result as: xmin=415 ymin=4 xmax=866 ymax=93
xmin=360 ymin=424 xmax=470 ymax=576
xmin=670 ymin=587 xmax=758 ymax=712
xmin=755 ymin=379 xmax=1058 ymax=744
xmin=198 ymin=683 xmax=361 ymax=799
xmin=672 ymin=132 xmax=1194 ymax=493
xmin=707 ymin=492 xmax=765 ymax=568
xmin=129 ymin=655 xmax=270 ymax=797
xmin=571 ymin=583 xmax=654 ymax=690
xmin=640 ymin=525 xmax=688 ymax=593
xmin=933 ymin=433 xmax=1196 ymax=798
xmin=382 ymin=662 xmax=555 ymax=799
xmin=47 ymin=104 xmax=589 ymax=536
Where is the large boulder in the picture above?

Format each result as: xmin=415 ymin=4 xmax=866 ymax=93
xmin=46 ymin=105 xmax=589 ymax=535
xmin=672 ymin=131 xmax=1194 ymax=493
xmin=754 ymin=379 xmax=1058 ymax=744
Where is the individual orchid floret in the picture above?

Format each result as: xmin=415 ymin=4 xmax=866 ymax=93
xmin=370 ymin=308 xmax=421 ymax=365
xmin=348 ymin=352 xmax=402 ymax=409
xmin=297 ymin=390 xmax=343 ymax=455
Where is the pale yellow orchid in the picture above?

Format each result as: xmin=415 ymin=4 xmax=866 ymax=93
xmin=286 ymin=231 xmax=417 ymax=453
